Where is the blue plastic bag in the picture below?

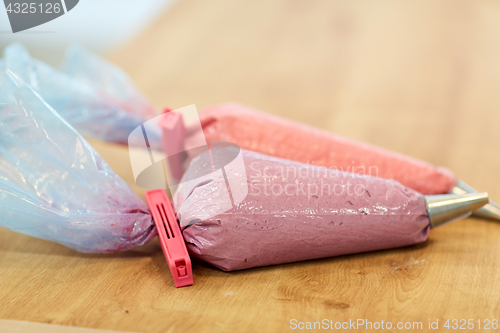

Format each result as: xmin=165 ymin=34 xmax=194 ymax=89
xmin=0 ymin=70 xmax=156 ymax=253
xmin=2 ymin=43 xmax=162 ymax=149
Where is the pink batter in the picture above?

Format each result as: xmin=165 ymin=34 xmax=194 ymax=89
xmin=192 ymin=103 xmax=457 ymax=195
xmin=174 ymin=149 xmax=430 ymax=271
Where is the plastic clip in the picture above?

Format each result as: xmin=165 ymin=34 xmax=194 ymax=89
xmin=145 ymin=189 xmax=193 ymax=288
xmin=157 ymin=107 xmax=186 ymax=180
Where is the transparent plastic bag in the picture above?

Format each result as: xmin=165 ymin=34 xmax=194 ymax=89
xmin=0 ymin=70 xmax=155 ymax=253
xmin=2 ymin=43 xmax=162 ymax=149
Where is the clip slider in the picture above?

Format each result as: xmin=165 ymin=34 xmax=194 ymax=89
xmin=145 ymin=189 xmax=193 ymax=288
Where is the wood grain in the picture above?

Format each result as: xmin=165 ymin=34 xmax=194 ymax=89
xmin=1 ymin=0 xmax=500 ymax=332
xmin=0 ymin=319 xmax=136 ymax=333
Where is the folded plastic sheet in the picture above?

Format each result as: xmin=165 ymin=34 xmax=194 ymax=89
xmin=174 ymin=147 xmax=430 ymax=271
xmin=1 ymin=43 xmax=161 ymax=149
xmin=187 ymin=103 xmax=457 ymax=195
xmin=0 ymin=71 xmax=155 ymax=253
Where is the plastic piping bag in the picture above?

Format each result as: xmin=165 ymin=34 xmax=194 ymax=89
xmin=1 ymin=43 xmax=161 ymax=149
xmin=186 ymin=103 xmax=457 ymax=195
xmin=0 ymin=70 xmax=155 ymax=253
xmin=174 ymin=147 xmax=488 ymax=271
xmin=174 ymin=147 xmax=431 ymax=271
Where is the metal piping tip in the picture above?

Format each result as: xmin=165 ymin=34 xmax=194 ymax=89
xmin=425 ymin=192 xmax=489 ymax=229
xmin=451 ymin=180 xmax=500 ymax=222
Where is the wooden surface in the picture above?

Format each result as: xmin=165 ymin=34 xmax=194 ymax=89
xmin=0 ymin=319 xmax=136 ymax=333
xmin=2 ymin=0 xmax=500 ymax=332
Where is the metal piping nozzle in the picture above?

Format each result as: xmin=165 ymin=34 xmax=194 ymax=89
xmin=451 ymin=180 xmax=500 ymax=222
xmin=425 ymin=192 xmax=489 ymax=229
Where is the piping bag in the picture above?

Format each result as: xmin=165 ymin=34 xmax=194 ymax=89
xmin=0 ymin=43 xmax=161 ymax=149
xmin=172 ymin=103 xmax=499 ymax=221
xmin=167 ymin=145 xmax=488 ymax=271
xmin=0 ymin=69 xmax=155 ymax=253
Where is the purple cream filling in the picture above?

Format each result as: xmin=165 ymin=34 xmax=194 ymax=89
xmin=174 ymin=149 xmax=430 ymax=271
